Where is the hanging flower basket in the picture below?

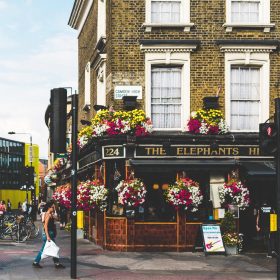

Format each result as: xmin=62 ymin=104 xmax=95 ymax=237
xmin=53 ymin=180 xmax=108 ymax=211
xmin=77 ymin=180 xmax=108 ymax=211
xmin=115 ymin=178 xmax=147 ymax=208
xmin=164 ymin=178 xmax=203 ymax=212
xmin=187 ymin=109 xmax=229 ymax=135
xmin=53 ymin=158 xmax=67 ymax=172
xmin=52 ymin=184 xmax=71 ymax=209
xmin=219 ymin=180 xmax=250 ymax=210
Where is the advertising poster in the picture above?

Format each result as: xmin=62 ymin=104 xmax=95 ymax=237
xmin=201 ymin=224 xmax=225 ymax=253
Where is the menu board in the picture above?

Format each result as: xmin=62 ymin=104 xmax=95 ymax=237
xmin=201 ymin=224 xmax=225 ymax=254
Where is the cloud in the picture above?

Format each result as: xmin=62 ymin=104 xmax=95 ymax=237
xmin=0 ymin=32 xmax=77 ymax=158
xmin=0 ymin=0 xmax=8 ymax=11
xmin=24 ymin=0 xmax=33 ymax=6
xmin=29 ymin=24 xmax=42 ymax=33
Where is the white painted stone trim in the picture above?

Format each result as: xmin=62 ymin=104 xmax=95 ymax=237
xmin=219 ymin=44 xmax=277 ymax=53
xmin=69 ymin=0 xmax=94 ymax=36
xmin=224 ymin=0 xmax=273 ymax=32
xmin=145 ymin=0 xmax=192 ymax=32
xmin=142 ymin=23 xmax=194 ymax=32
xmin=140 ymin=44 xmax=198 ymax=53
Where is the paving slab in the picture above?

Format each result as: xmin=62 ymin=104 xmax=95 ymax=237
xmin=0 ymin=223 xmax=277 ymax=280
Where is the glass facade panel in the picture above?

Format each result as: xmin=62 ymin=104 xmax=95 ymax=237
xmin=0 ymin=137 xmax=24 ymax=189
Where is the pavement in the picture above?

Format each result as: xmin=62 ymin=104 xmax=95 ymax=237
xmin=0 ymin=223 xmax=277 ymax=280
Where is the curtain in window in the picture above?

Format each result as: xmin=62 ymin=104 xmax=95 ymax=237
xmin=230 ymin=66 xmax=260 ymax=130
xmin=231 ymin=1 xmax=259 ymax=23
xmin=151 ymin=67 xmax=181 ymax=129
xmin=151 ymin=1 xmax=180 ymax=23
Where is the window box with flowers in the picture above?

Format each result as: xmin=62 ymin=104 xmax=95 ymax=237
xmin=187 ymin=109 xmax=229 ymax=135
xmin=78 ymin=109 xmax=153 ymax=149
xmin=164 ymin=178 xmax=203 ymax=213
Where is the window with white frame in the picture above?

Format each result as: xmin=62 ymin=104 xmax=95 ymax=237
xmin=144 ymin=0 xmax=192 ymax=32
xmin=151 ymin=67 xmax=182 ymax=128
xmin=225 ymin=0 xmax=273 ymax=32
xmin=224 ymin=50 xmax=271 ymax=132
xmin=230 ymin=66 xmax=260 ymax=130
xmin=97 ymin=0 xmax=106 ymax=40
xmin=96 ymin=62 xmax=106 ymax=106
xmin=84 ymin=62 xmax=91 ymax=106
xmin=151 ymin=1 xmax=180 ymax=23
xmin=231 ymin=1 xmax=259 ymax=23
xmin=142 ymin=47 xmax=193 ymax=130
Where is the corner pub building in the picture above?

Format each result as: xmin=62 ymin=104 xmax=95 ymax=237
xmin=66 ymin=0 xmax=279 ymax=251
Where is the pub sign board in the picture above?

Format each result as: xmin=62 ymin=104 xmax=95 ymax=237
xmin=135 ymin=145 xmax=263 ymax=158
xmin=102 ymin=145 xmax=125 ymax=159
xmin=78 ymin=151 xmax=101 ymax=169
xmin=201 ymin=224 xmax=225 ymax=254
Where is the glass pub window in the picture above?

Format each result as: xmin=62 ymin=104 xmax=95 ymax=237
xmin=230 ymin=66 xmax=260 ymax=131
xmin=151 ymin=67 xmax=182 ymax=129
xmin=231 ymin=0 xmax=259 ymax=23
xmin=151 ymin=1 xmax=180 ymax=23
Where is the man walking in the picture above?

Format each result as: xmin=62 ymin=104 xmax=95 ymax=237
xmin=256 ymin=200 xmax=276 ymax=258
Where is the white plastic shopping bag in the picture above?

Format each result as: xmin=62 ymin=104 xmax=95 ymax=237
xmin=41 ymin=240 xmax=60 ymax=259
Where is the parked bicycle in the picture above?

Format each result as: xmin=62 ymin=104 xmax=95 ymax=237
xmin=0 ymin=213 xmax=39 ymax=243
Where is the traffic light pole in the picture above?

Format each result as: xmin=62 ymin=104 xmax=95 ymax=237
xmin=275 ymin=98 xmax=280 ymax=280
xmin=71 ymin=94 xmax=78 ymax=279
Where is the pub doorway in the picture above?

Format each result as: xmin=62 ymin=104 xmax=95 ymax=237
xmin=239 ymin=176 xmax=276 ymax=252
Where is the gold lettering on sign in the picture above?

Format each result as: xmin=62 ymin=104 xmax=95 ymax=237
xmin=145 ymin=148 xmax=153 ymax=155
xmin=233 ymin=148 xmax=239 ymax=156
xmin=177 ymin=148 xmax=183 ymax=156
xmin=211 ymin=150 xmax=218 ymax=156
xmin=190 ymin=147 xmax=196 ymax=155
xmin=143 ymin=146 xmax=258 ymax=157
xmin=145 ymin=147 xmax=166 ymax=156
xmin=249 ymin=147 xmax=259 ymax=156
xmin=197 ymin=148 xmax=204 ymax=155
xmin=204 ymin=147 xmax=211 ymax=155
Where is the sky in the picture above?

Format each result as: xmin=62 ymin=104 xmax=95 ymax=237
xmin=0 ymin=0 xmax=77 ymax=159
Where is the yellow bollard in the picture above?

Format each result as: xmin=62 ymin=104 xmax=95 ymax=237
xmin=77 ymin=210 xmax=84 ymax=229
xmin=270 ymin=213 xmax=277 ymax=232
xmin=213 ymin=209 xmax=219 ymax=220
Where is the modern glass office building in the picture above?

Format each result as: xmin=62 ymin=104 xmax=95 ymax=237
xmin=0 ymin=137 xmax=25 ymax=189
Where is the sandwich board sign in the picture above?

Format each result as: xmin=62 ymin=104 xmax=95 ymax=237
xmin=201 ymin=224 xmax=225 ymax=254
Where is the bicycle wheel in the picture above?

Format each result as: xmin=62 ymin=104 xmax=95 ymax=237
xmin=12 ymin=225 xmax=28 ymax=243
xmin=29 ymin=224 xmax=39 ymax=239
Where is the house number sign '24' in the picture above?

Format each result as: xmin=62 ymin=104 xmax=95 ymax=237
xmin=102 ymin=146 xmax=125 ymax=159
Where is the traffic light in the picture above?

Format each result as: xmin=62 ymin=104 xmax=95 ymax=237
xmin=50 ymin=88 xmax=67 ymax=153
xmin=259 ymin=122 xmax=277 ymax=156
xmin=22 ymin=166 xmax=34 ymax=187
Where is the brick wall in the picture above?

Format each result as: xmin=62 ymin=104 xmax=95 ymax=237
xmin=75 ymin=0 xmax=280 ymax=123
xmin=105 ymin=218 xmax=127 ymax=251
xmin=77 ymin=1 xmax=98 ymax=130
xmin=108 ymin=0 xmax=280 ymax=114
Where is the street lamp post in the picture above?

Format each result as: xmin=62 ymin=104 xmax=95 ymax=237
xmin=8 ymin=131 xmax=34 ymax=202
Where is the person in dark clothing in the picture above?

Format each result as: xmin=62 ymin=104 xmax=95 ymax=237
xmin=33 ymin=201 xmax=64 ymax=268
xmin=58 ymin=204 xmax=67 ymax=230
xmin=7 ymin=199 xmax=12 ymax=213
xmin=256 ymin=201 xmax=276 ymax=258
